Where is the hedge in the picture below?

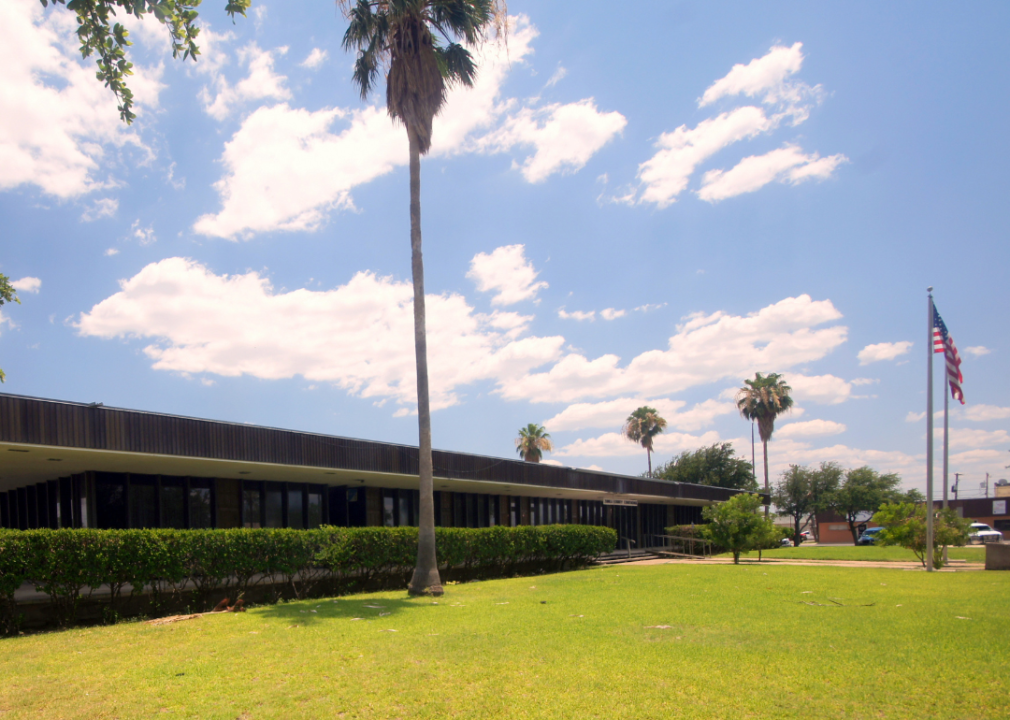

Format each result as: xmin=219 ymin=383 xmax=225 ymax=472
xmin=0 ymin=525 xmax=616 ymax=634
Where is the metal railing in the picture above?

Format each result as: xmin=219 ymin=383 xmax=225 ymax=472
xmin=644 ymin=533 xmax=714 ymax=559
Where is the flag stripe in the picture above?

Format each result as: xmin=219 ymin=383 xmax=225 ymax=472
xmin=933 ymin=304 xmax=965 ymax=405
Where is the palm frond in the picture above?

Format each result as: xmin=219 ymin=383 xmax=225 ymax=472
xmin=435 ymin=43 xmax=477 ymax=87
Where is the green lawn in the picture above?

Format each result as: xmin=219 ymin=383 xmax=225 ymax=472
xmin=2 ymin=563 xmax=1007 ymax=719
xmin=726 ymin=545 xmax=987 ymax=563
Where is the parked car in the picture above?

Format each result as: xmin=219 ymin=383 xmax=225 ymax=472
xmin=968 ymin=523 xmax=1004 ymax=544
xmin=857 ymin=527 xmax=884 ymax=545
xmin=799 ymin=530 xmax=814 ymax=543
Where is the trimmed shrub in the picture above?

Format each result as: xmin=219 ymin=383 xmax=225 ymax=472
xmin=0 ymin=524 xmax=616 ymax=632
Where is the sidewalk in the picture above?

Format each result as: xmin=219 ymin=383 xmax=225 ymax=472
xmin=618 ymin=557 xmax=984 ymax=571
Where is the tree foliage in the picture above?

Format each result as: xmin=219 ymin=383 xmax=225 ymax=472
xmin=622 ymin=406 xmax=667 ymax=477
xmin=700 ymin=492 xmax=776 ymax=564
xmin=40 ymin=0 xmax=252 ymax=124
xmin=827 ymin=466 xmax=903 ymax=544
xmin=654 ymin=442 xmax=756 ymax=491
xmin=736 ymin=372 xmax=793 ymax=511
xmin=0 ymin=273 xmax=21 ymax=383
xmin=515 ymin=423 xmax=553 ymax=463
xmin=872 ymin=502 xmax=971 ymax=569
xmin=773 ymin=462 xmax=841 ymax=546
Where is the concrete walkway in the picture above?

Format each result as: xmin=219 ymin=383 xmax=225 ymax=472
xmin=617 ymin=557 xmax=985 ymax=571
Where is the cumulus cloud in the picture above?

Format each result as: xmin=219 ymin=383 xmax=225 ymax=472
xmin=963 ymin=346 xmax=991 ymax=357
xmin=558 ymin=309 xmax=595 ymax=322
xmin=554 ymin=430 xmax=723 ymax=459
xmin=544 ymin=66 xmax=567 ymax=88
xmin=962 ymin=404 xmax=1010 ymax=422
xmin=500 ymin=295 xmax=847 ymax=405
xmin=0 ymin=0 xmax=162 ymax=198
xmin=80 ymin=198 xmax=119 ymax=222
xmin=75 ymin=257 xmax=564 ymax=412
xmin=600 ymin=308 xmax=626 ymax=321
xmin=194 ymin=16 xmax=624 ymax=238
xmin=933 ymin=427 xmax=1010 ymax=450
xmin=905 ymin=411 xmax=925 ymax=423
xmin=785 ymin=373 xmax=853 ymax=405
xmin=11 ymin=277 xmax=41 ymax=294
xmin=543 ymin=397 xmax=733 ymax=433
xmin=300 ymin=48 xmax=328 ymax=69
xmin=131 ymin=220 xmax=156 ymax=246
xmin=857 ymin=341 xmax=913 ymax=365
xmin=697 ymin=145 xmax=847 ymax=202
xmin=467 ymin=245 xmax=547 ymax=306
xmin=200 ymin=43 xmax=291 ymax=120
xmin=776 ymin=419 xmax=846 ymax=439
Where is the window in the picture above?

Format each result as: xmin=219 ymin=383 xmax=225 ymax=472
xmin=307 ymin=492 xmax=323 ymax=528
xmin=265 ymin=489 xmax=284 ymax=528
xmin=243 ymin=489 xmax=262 ymax=528
xmin=94 ymin=473 xmax=126 ymax=529
xmin=399 ymin=492 xmax=411 ymax=527
xmin=189 ymin=487 xmax=212 ymax=528
xmin=383 ymin=495 xmax=395 ymax=526
xmin=129 ymin=482 xmax=158 ymax=529
xmin=288 ymin=488 xmax=304 ymax=529
xmin=161 ymin=484 xmax=185 ymax=528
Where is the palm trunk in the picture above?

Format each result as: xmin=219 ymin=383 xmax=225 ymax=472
xmin=647 ymin=448 xmax=652 ymax=478
xmin=406 ymin=130 xmax=442 ymax=597
xmin=763 ymin=439 xmax=769 ymax=517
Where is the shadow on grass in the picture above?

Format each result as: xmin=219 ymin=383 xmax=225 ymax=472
xmin=252 ymin=593 xmax=429 ymax=627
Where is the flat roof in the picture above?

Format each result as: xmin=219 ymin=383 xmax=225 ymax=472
xmin=0 ymin=392 xmax=749 ymax=505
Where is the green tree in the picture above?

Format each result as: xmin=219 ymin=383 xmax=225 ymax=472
xmin=339 ymin=0 xmax=507 ymax=597
xmin=827 ymin=466 xmax=903 ymax=544
xmin=700 ymin=492 xmax=774 ymax=564
xmin=0 ymin=273 xmax=20 ymax=383
xmin=873 ymin=502 xmax=971 ymax=569
xmin=736 ymin=372 xmax=794 ymax=515
xmin=40 ymin=0 xmax=252 ymax=124
xmin=654 ymin=442 xmax=757 ymax=491
xmin=772 ymin=462 xmax=841 ymax=546
xmin=515 ymin=423 xmax=553 ymax=463
xmin=622 ymin=406 xmax=667 ymax=477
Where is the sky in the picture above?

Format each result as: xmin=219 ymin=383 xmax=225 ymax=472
xmin=1 ymin=0 xmax=1008 ymax=498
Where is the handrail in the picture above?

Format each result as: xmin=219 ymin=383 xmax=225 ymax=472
xmin=645 ymin=533 xmax=713 ymax=558
xmin=620 ymin=536 xmax=637 ymax=558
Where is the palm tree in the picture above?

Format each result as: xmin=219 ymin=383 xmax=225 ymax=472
xmin=622 ymin=407 xmax=667 ymax=477
xmin=339 ymin=0 xmax=507 ymax=597
xmin=515 ymin=424 xmax=553 ymax=463
xmin=736 ymin=372 xmax=794 ymax=515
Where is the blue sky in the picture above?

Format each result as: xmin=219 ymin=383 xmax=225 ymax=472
xmin=2 ymin=0 xmax=1008 ymax=496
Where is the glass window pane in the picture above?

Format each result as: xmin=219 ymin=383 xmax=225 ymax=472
xmin=130 ymin=483 xmax=158 ymax=529
xmin=288 ymin=488 xmax=304 ymax=529
xmin=95 ymin=475 xmax=126 ymax=529
xmin=243 ymin=490 xmax=261 ymax=528
xmin=307 ymin=493 xmax=323 ymax=528
xmin=265 ymin=490 xmax=283 ymax=528
xmin=189 ymin=487 xmax=212 ymax=528
xmin=161 ymin=485 xmax=185 ymax=528
xmin=398 ymin=494 xmax=410 ymax=528
xmin=383 ymin=495 xmax=395 ymax=526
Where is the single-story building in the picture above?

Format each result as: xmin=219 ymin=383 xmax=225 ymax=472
xmin=816 ymin=497 xmax=1010 ymax=544
xmin=0 ymin=393 xmax=753 ymax=549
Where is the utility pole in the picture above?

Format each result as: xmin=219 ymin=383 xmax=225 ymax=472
xmin=985 ymin=472 xmax=990 ymax=499
xmin=953 ymin=472 xmax=960 ymax=500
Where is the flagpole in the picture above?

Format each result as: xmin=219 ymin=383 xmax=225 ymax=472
xmin=926 ymin=287 xmax=935 ymax=573
xmin=942 ymin=374 xmax=949 ymax=565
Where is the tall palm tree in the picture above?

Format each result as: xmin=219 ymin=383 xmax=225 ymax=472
xmin=339 ymin=0 xmax=507 ymax=597
xmin=736 ymin=372 xmax=794 ymax=515
xmin=622 ymin=407 xmax=667 ymax=477
xmin=515 ymin=423 xmax=553 ymax=463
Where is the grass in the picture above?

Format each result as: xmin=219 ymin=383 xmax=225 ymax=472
xmin=1 ymin=563 xmax=1007 ymax=719
xmin=725 ymin=545 xmax=987 ymax=563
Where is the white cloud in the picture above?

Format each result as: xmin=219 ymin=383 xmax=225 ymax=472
xmin=544 ymin=66 xmax=567 ymax=88
xmin=104 ymin=248 xmax=120 ymax=257
xmin=962 ymin=405 xmax=1010 ymax=422
xmin=477 ymin=99 xmax=626 ymax=183
xmin=785 ymin=373 xmax=852 ymax=405
xmin=857 ymin=340 xmax=913 ymax=365
xmin=500 ymin=294 xmax=847 ymax=405
xmin=906 ymin=411 xmax=925 ymax=423
xmin=554 ymin=430 xmax=723 ymax=459
xmin=194 ymin=16 xmax=623 ymax=238
xmin=558 ymin=309 xmax=595 ymax=322
xmin=467 ymin=245 xmax=547 ymax=306
xmin=964 ymin=346 xmax=991 ymax=357
xmin=200 ymin=43 xmax=291 ymax=120
xmin=933 ymin=427 xmax=1010 ymax=450
xmin=697 ymin=145 xmax=847 ymax=202
xmin=81 ymin=198 xmax=119 ymax=222
xmin=543 ymin=397 xmax=733 ymax=433
xmin=600 ymin=308 xmax=626 ymax=321
xmin=11 ymin=277 xmax=41 ymax=294
xmin=131 ymin=220 xmax=156 ymax=246
xmin=637 ymin=107 xmax=772 ymax=207
xmin=776 ymin=419 xmax=846 ymax=439
xmin=0 ymin=0 xmax=162 ymax=198
xmin=300 ymin=48 xmax=328 ymax=70
xmin=75 ymin=258 xmax=564 ymax=413
xmin=635 ymin=303 xmax=667 ymax=313
xmin=850 ymin=378 xmax=879 ymax=386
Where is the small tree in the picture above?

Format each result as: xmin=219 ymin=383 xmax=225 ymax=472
xmin=0 ymin=273 xmax=19 ymax=383
xmin=700 ymin=493 xmax=773 ymax=564
xmin=827 ymin=466 xmax=903 ymax=544
xmin=654 ymin=442 xmax=757 ymax=491
xmin=873 ymin=502 xmax=971 ymax=569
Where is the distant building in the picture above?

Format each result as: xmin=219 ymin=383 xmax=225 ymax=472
xmin=816 ymin=497 xmax=1010 ymax=544
xmin=0 ymin=393 xmax=753 ymax=549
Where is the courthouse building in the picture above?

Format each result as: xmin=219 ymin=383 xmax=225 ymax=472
xmin=0 ymin=393 xmax=748 ymax=547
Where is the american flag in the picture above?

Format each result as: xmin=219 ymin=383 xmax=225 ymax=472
xmin=933 ymin=305 xmax=964 ymax=404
